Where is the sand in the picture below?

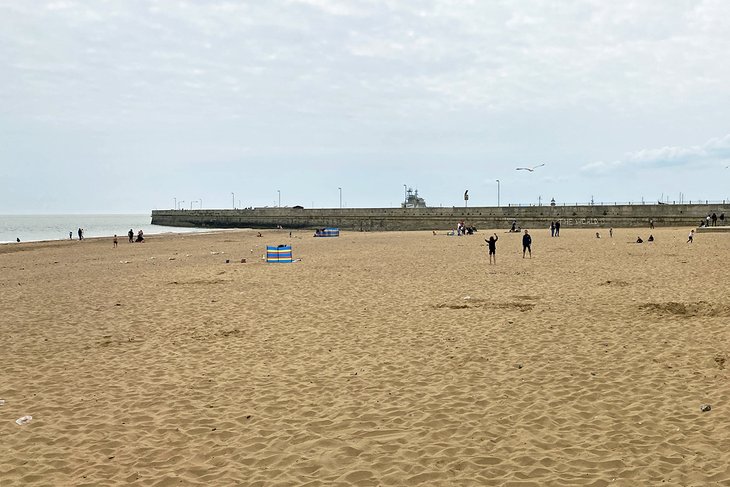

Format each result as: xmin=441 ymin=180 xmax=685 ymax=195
xmin=0 ymin=227 xmax=728 ymax=486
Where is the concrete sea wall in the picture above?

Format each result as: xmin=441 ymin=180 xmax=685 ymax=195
xmin=151 ymin=204 xmax=729 ymax=231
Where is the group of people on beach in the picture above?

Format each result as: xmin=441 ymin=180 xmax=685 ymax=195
xmin=700 ymin=212 xmax=724 ymax=227
xmin=484 ymin=229 xmax=532 ymax=264
xmin=114 ymin=229 xmax=144 ymax=247
xmin=549 ymin=221 xmax=561 ymax=237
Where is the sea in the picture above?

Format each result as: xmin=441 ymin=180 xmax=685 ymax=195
xmin=0 ymin=214 xmax=221 ymax=244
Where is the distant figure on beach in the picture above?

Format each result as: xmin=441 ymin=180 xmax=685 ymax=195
xmin=609 ymin=228 xmax=613 ymax=238
xmin=511 ymin=220 xmax=517 ymax=232
xmin=485 ymin=233 xmax=498 ymax=265
xmin=69 ymin=231 xmax=73 ymax=240
xmin=706 ymin=215 xmax=711 ymax=227
xmin=550 ymin=221 xmax=555 ymax=237
xmin=135 ymin=230 xmax=144 ymax=243
xmin=128 ymin=229 xmax=134 ymax=243
xmin=113 ymin=235 xmax=118 ymax=248
xmin=16 ymin=237 xmax=20 ymax=243
xmin=648 ymin=235 xmax=654 ymax=242
xmin=522 ymin=230 xmax=532 ymax=258
xmin=712 ymin=213 xmax=717 ymax=226
xmin=433 ymin=230 xmax=437 ymax=236
xmin=257 ymin=232 xmax=263 ymax=238
xmin=721 ymin=213 xmax=725 ymax=224
xmin=554 ymin=221 xmax=560 ymax=237
xmin=649 ymin=218 xmax=654 ymax=229
xmin=687 ymin=230 xmax=694 ymax=243
xmin=636 ymin=236 xmax=643 ymax=243
xmin=596 ymin=232 xmax=601 ymax=238
xmin=78 ymin=228 xmax=83 ymax=240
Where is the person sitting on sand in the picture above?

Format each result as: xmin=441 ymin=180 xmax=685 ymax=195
xmin=647 ymin=235 xmax=654 ymax=242
xmin=135 ymin=230 xmax=144 ymax=243
xmin=485 ymin=233 xmax=498 ymax=265
xmin=636 ymin=236 xmax=643 ymax=243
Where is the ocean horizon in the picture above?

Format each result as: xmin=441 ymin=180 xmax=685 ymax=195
xmin=0 ymin=214 xmax=221 ymax=244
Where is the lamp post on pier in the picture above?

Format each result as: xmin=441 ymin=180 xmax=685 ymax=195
xmin=277 ymin=190 xmax=281 ymax=207
xmin=338 ymin=187 xmax=342 ymax=208
xmin=231 ymin=192 xmax=235 ymax=209
xmin=496 ymin=180 xmax=500 ymax=207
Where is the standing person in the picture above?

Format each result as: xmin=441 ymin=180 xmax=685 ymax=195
xmin=69 ymin=231 xmax=73 ymax=240
xmin=687 ymin=229 xmax=694 ymax=243
xmin=706 ymin=215 xmax=711 ymax=227
xmin=550 ymin=221 xmax=555 ymax=237
xmin=485 ymin=233 xmax=498 ymax=265
xmin=720 ymin=213 xmax=725 ymax=224
xmin=522 ymin=229 xmax=532 ymax=259
xmin=712 ymin=213 xmax=717 ymax=226
xmin=78 ymin=228 xmax=83 ymax=240
xmin=554 ymin=220 xmax=560 ymax=237
xmin=649 ymin=218 xmax=654 ymax=229
xmin=113 ymin=235 xmax=118 ymax=248
xmin=609 ymin=228 xmax=613 ymax=238
xmin=128 ymin=229 xmax=134 ymax=243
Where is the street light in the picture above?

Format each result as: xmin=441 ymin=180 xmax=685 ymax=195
xmin=277 ymin=189 xmax=281 ymax=207
xmin=496 ymin=180 xmax=500 ymax=207
xmin=338 ymin=187 xmax=342 ymax=208
xmin=173 ymin=197 xmax=177 ymax=210
xmin=231 ymin=192 xmax=235 ymax=209
xmin=403 ymin=184 xmax=407 ymax=205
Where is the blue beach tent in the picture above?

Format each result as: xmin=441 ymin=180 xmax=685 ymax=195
xmin=314 ymin=228 xmax=340 ymax=237
xmin=266 ymin=245 xmax=293 ymax=263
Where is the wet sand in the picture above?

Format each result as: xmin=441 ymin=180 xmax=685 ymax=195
xmin=1 ymin=227 xmax=728 ymax=486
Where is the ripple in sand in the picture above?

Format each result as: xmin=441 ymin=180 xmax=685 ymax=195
xmin=639 ymin=301 xmax=730 ymax=317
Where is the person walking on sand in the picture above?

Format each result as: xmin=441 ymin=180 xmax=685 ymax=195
xmin=485 ymin=233 xmax=498 ymax=265
xmin=113 ymin=235 xmax=118 ymax=248
xmin=128 ymin=229 xmax=134 ymax=243
xmin=522 ymin=229 xmax=532 ymax=258
xmin=550 ymin=221 xmax=555 ymax=237
xmin=609 ymin=228 xmax=613 ymax=238
xmin=687 ymin=229 xmax=694 ymax=243
xmin=78 ymin=228 xmax=83 ymax=240
xmin=554 ymin=220 xmax=560 ymax=237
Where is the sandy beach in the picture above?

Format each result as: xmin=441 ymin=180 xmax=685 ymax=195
xmin=1 ymin=227 xmax=728 ymax=486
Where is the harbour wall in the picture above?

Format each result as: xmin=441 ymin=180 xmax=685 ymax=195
xmin=151 ymin=204 xmax=729 ymax=231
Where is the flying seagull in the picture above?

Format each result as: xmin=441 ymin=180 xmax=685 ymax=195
xmin=516 ymin=163 xmax=545 ymax=172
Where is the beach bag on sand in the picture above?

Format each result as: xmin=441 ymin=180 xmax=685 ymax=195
xmin=266 ymin=245 xmax=293 ymax=263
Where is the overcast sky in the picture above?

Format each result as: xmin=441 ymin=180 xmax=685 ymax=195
xmin=2 ymin=0 xmax=730 ymax=213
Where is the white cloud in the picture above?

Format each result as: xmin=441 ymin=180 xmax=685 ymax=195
xmin=582 ymin=134 xmax=730 ymax=173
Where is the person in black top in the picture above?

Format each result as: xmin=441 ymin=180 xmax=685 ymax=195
xmin=522 ymin=230 xmax=532 ymax=258
xmin=485 ymin=233 xmax=498 ymax=265
xmin=554 ymin=220 xmax=560 ymax=236
xmin=128 ymin=229 xmax=134 ymax=243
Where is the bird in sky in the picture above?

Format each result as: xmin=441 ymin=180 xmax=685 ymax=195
xmin=515 ymin=163 xmax=545 ymax=172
